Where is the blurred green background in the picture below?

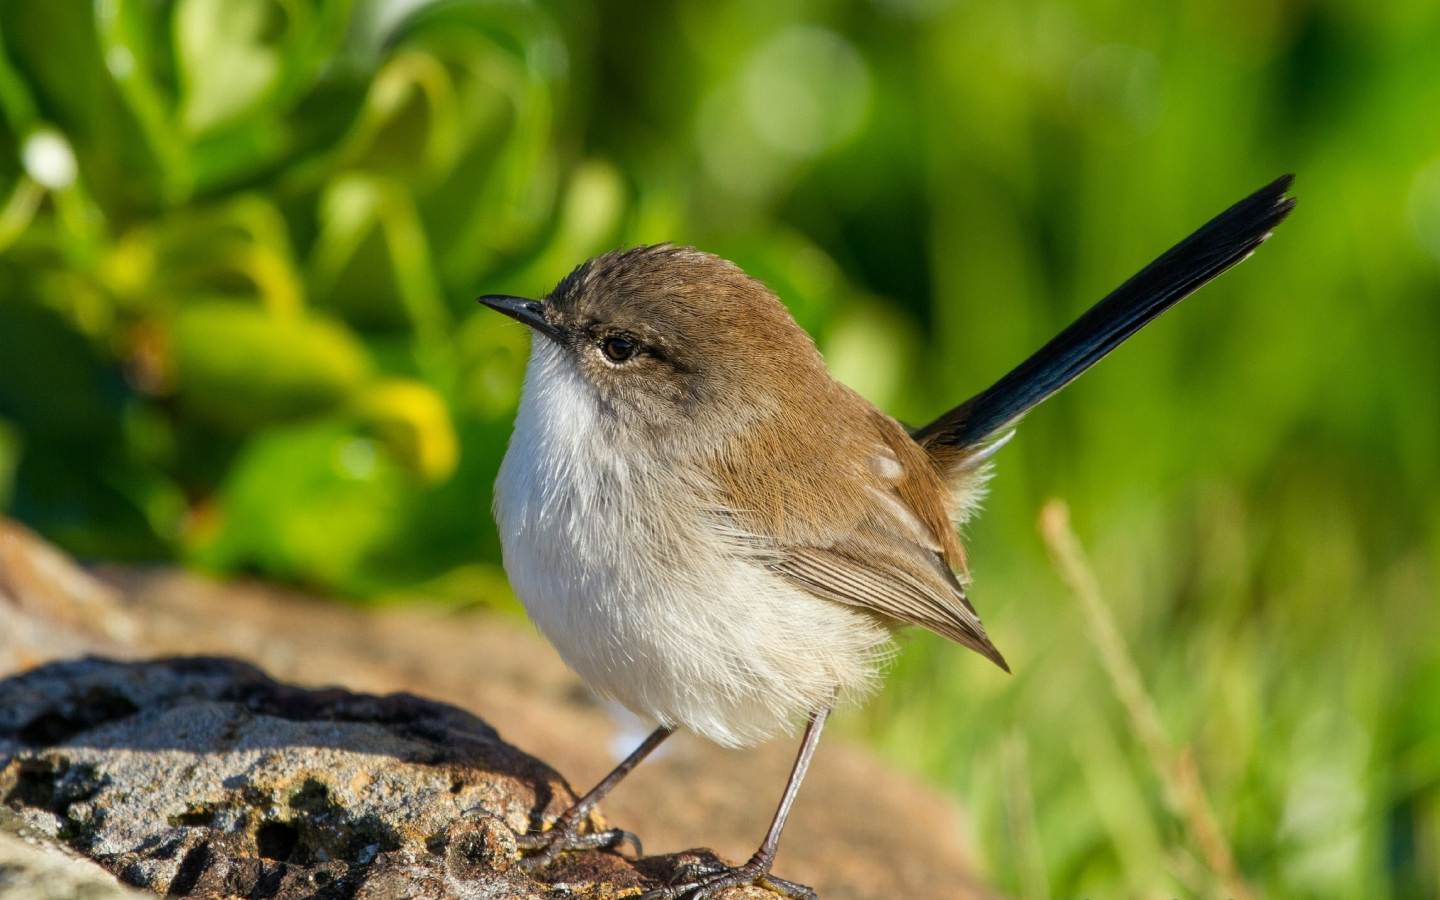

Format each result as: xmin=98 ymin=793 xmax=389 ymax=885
xmin=1 ymin=0 xmax=1437 ymax=897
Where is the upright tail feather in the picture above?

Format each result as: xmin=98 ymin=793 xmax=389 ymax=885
xmin=914 ymin=174 xmax=1296 ymax=470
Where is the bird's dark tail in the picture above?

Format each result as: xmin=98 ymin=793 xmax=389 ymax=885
xmin=914 ymin=174 xmax=1296 ymax=467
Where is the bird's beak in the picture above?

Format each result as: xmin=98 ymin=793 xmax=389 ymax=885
xmin=476 ymin=294 xmax=562 ymax=342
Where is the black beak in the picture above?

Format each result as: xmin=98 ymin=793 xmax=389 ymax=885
xmin=476 ymin=294 xmax=561 ymax=341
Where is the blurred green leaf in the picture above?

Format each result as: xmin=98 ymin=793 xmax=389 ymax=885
xmin=351 ymin=377 xmax=458 ymax=483
xmin=172 ymin=302 xmax=370 ymax=430
xmin=0 ymin=0 xmax=569 ymax=593
xmin=187 ymin=418 xmax=404 ymax=587
xmin=0 ymin=175 xmax=42 ymax=251
xmin=176 ymin=0 xmax=283 ymax=136
xmin=0 ymin=16 xmax=38 ymax=132
xmin=94 ymin=0 xmax=193 ymax=200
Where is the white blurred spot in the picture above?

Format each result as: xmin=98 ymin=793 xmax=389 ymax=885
xmin=1069 ymin=44 xmax=1166 ymax=137
xmin=1407 ymin=158 xmax=1440 ymax=265
xmin=22 ymin=129 xmax=77 ymax=190
xmin=743 ymin=26 xmax=872 ymax=158
xmin=1276 ymin=710 xmax=1369 ymax=893
xmin=333 ymin=437 xmax=380 ymax=480
xmin=106 ymin=45 xmax=135 ymax=79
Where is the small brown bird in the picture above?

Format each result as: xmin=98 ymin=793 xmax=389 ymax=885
xmin=479 ymin=175 xmax=1295 ymax=899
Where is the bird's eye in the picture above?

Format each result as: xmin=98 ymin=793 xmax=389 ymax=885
xmin=600 ymin=336 xmax=636 ymax=362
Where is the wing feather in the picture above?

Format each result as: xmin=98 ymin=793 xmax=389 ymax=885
xmin=772 ymin=536 xmax=1007 ymax=670
xmin=712 ymin=386 xmax=1008 ymax=671
xmin=764 ymin=440 xmax=1010 ymax=671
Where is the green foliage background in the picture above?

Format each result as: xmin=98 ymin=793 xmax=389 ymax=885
xmin=1 ymin=0 xmax=1438 ymax=897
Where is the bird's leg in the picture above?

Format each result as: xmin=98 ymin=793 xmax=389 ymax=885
xmin=642 ymin=707 xmax=830 ymax=900
xmin=515 ymin=724 xmax=674 ymax=869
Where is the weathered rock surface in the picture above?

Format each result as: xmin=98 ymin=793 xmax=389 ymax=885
xmin=0 ymin=656 xmax=736 ymax=899
xmin=0 ymin=807 xmax=144 ymax=899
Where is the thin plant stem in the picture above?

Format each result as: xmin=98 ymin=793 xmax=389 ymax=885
xmin=1000 ymin=729 xmax=1050 ymax=900
xmin=1039 ymin=499 xmax=1256 ymax=900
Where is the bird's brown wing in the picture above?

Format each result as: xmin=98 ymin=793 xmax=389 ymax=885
xmin=770 ymin=529 xmax=1008 ymax=671
xmin=712 ymin=391 xmax=1008 ymax=671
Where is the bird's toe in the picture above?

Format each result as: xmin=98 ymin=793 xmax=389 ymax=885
xmin=640 ymin=858 xmax=815 ymax=900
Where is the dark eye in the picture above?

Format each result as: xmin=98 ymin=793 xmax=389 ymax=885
xmin=600 ymin=336 xmax=636 ymax=362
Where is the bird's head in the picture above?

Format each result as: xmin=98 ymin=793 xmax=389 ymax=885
xmin=478 ymin=245 xmax=825 ymax=437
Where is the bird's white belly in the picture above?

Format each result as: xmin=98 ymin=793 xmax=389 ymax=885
xmin=494 ymin=343 xmax=890 ymax=747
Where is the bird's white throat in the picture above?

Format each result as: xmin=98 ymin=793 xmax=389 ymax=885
xmin=493 ymin=339 xmax=892 ymax=747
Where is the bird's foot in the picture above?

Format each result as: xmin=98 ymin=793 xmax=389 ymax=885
xmin=465 ymin=806 xmax=640 ymax=870
xmin=513 ymin=816 xmax=642 ymax=871
xmin=641 ymin=855 xmax=816 ymax=900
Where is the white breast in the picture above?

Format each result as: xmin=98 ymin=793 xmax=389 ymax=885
xmin=494 ymin=341 xmax=892 ymax=747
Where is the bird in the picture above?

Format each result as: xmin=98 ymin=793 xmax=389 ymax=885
xmin=477 ymin=174 xmax=1295 ymax=899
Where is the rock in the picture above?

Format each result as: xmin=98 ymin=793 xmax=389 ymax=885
xmin=0 ymin=656 xmax=736 ymax=899
xmin=0 ymin=520 xmax=137 ymax=675
xmin=0 ymin=807 xmax=145 ymax=899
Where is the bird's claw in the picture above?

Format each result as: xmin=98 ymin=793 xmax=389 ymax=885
xmin=640 ymin=858 xmax=816 ymax=900
xmin=664 ymin=857 xmax=728 ymax=883
xmin=512 ymin=822 xmax=642 ymax=870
